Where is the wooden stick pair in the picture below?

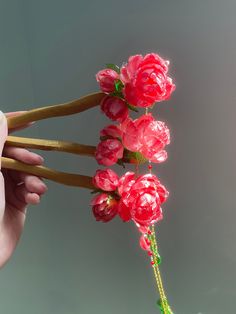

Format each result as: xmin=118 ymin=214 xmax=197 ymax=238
xmin=1 ymin=92 xmax=105 ymax=189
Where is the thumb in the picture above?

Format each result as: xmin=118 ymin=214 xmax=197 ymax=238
xmin=0 ymin=111 xmax=8 ymax=169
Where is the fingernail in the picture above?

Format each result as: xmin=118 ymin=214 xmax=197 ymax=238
xmin=33 ymin=154 xmax=44 ymax=163
xmin=26 ymin=121 xmax=35 ymax=128
xmin=41 ymin=183 xmax=48 ymax=191
xmin=38 ymin=156 xmax=44 ymax=163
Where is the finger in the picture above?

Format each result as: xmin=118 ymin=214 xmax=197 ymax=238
xmin=5 ymin=111 xmax=27 ymax=118
xmin=15 ymin=184 xmax=40 ymax=208
xmin=18 ymin=173 xmax=47 ymax=194
xmin=0 ymin=111 xmax=8 ymax=169
xmin=3 ymin=146 xmax=44 ymax=165
xmin=9 ymin=184 xmax=27 ymax=212
xmin=25 ymin=193 xmax=40 ymax=205
xmin=5 ymin=111 xmax=35 ymax=133
xmin=2 ymin=169 xmax=27 ymax=212
xmin=3 ymin=167 xmax=48 ymax=194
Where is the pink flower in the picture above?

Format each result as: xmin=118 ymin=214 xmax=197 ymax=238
xmin=121 ymin=113 xmax=170 ymax=163
xmin=117 ymin=200 xmax=131 ymax=222
xmin=117 ymin=172 xmax=136 ymax=222
xmin=91 ymin=193 xmax=118 ymax=222
xmin=93 ymin=169 xmax=119 ymax=191
xmin=164 ymin=76 xmax=175 ymax=101
xmin=95 ymin=139 xmax=124 ymax=166
xmin=120 ymin=174 xmax=165 ymax=227
xmin=139 ymin=235 xmax=151 ymax=251
xmin=96 ymin=69 xmax=119 ymax=93
xmin=120 ymin=53 xmax=175 ymax=107
xmin=100 ymin=95 xmax=128 ymax=122
xmin=157 ymin=183 xmax=169 ymax=204
xmin=118 ymin=172 xmax=136 ymax=196
xmin=138 ymin=225 xmax=149 ymax=234
xmin=100 ymin=124 xmax=123 ymax=140
xmin=121 ymin=115 xmax=153 ymax=152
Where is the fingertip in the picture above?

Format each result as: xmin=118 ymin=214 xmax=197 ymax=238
xmin=28 ymin=152 xmax=44 ymax=165
xmin=26 ymin=193 xmax=40 ymax=205
xmin=3 ymin=147 xmax=44 ymax=165
xmin=23 ymin=175 xmax=48 ymax=194
xmin=35 ymin=154 xmax=44 ymax=164
xmin=38 ymin=182 xmax=48 ymax=194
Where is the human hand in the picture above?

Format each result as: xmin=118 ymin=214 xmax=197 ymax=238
xmin=0 ymin=111 xmax=47 ymax=268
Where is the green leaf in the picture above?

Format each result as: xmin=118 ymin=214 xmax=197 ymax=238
xmin=100 ymin=135 xmax=111 ymax=141
xmin=100 ymin=135 xmax=122 ymax=142
xmin=157 ymin=253 xmax=162 ymax=265
xmin=106 ymin=63 xmax=120 ymax=74
xmin=90 ymin=189 xmax=102 ymax=194
xmin=109 ymin=91 xmax=124 ymax=99
xmin=134 ymin=152 xmax=147 ymax=164
xmin=117 ymin=159 xmax=126 ymax=168
xmin=115 ymin=79 xmax=124 ymax=93
xmin=121 ymin=150 xmax=147 ymax=165
xmin=156 ymin=299 xmax=174 ymax=314
xmin=127 ymin=103 xmax=139 ymax=112
xmin=157 ymin=299 xmax=165 ymax=314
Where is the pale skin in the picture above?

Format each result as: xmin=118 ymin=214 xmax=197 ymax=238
xmin=0 ymin=111 xmax=47 ymax=268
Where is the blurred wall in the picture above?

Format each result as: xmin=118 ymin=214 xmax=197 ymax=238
xmin=1 ymin=0 xmax=236 ymax=313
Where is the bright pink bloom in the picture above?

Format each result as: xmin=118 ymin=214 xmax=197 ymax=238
xmin=157 ymin=183 xmax=169 ymax=204
xmin=100 ymin=96 xmax=129 ymax=122
xmin=93 ymin=169 xmax=119 ymax=192
xmin=164 ymin=76 xmax=175 ymax=101
xmin=117 ymin=173 xmax=169 ymax=225
xmin=120 ymin=174 xmax=164 ymax=227
xmin=138 ymin=225 xmax=149 ymax=234
xmin=117 ymin=172 xmax=135 ymax=222
xmin=120 ymin=53 xmax=175 ymax=107
xmin=118 ymin=172 xmax=136 ymax=196
xmin=100 ymin=124 xmax=123 ymax=139
xmin=91 ymin=193 xmax=118 ymax=222
xmin=121 ymin=113 xmax=170 ymax=163
xmin=139 ymin=235 xmax=151 ymax=251
xmin=95 ymin=139 xmax=124 ymax=166
xmin=121 ymin=115 xmax=153 ymax=152
xmin=117 ymin=200 xmax=131 ymax=222
xmin=96 ymin=69 xmax=119 ymax=93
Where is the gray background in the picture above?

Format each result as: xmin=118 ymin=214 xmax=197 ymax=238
xmin=0 ymin=0 xmax=236 ymax=313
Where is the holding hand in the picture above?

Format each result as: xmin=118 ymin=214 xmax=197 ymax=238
xmin=0 ymin=111 xmax=47 ymax=268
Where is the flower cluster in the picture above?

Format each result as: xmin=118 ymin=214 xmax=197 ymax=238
xmin=92 ymin=53 xmax=175 ymax=311
xmin=91 ymin=52 xmax=174 ymax=230
xmin=91 ymin=169 xmax=168 ymax=227
xmin=95 ymin=53 xmax=174 ymax=167
xmin=96 ymin=53 xmax=175 ymax=109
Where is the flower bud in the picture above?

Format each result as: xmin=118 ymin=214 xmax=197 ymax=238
xmin=96 ymin=69 xmax=119 ymax=93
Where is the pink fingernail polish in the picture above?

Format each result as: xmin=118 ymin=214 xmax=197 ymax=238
xmin=38 ymin=156 xmax=44 ymax=163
